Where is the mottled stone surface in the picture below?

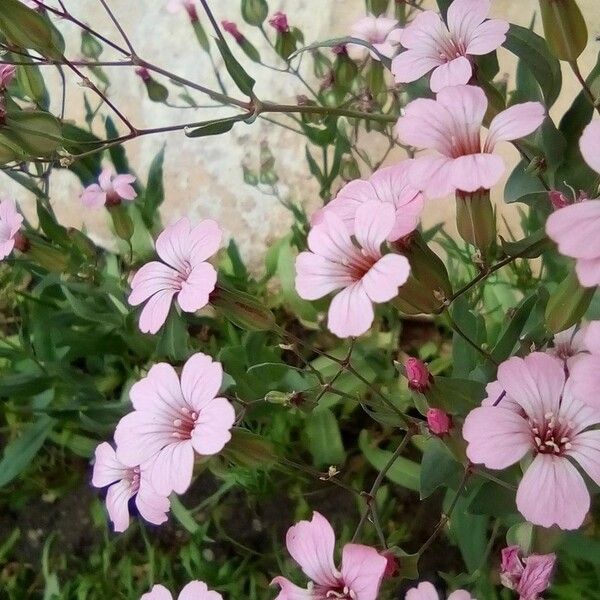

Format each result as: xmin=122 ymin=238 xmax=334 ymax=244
xmin=5 ymin=1 xmax=600 ymax=270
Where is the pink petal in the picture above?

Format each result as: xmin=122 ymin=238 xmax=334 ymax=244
xmin=295 ymin=251 xmax=353 ymax=301
xmin=517 ymin=554 xmax=556 ymax=600
xmin=465 ymin=19 xmax=509 ymax=55
xmin=449 ymin=153 xmax=505 ymax=192
xmin=179 ymin=581 xmax=224 ymax=600
xmin=81 ymin=185 xmax=106 ymax=209
xmin=0 ymin=240 xmax=15 ymax=260
xmin=567 ymin=429 xmax=600 ymax=488
xmin=565 ymin=355 xmax=600 ymax=411
xmin=516 ymin=454 xmax=589 ymax=530
xmin=327 ymin=283 xmax=374 ymax=338
xmin=408 ymin=155 xmax=455 ymax=199
xmin=546 ymin=201 xmax=600 ymax=260
xmin=486 ymin=103 xmax=546 ymax=150
xmin=138 ymin=289 xmax=176 ymax=334
xmin=361 ymin=254 xmax=410 ymax=303
xmin=447 ymin=592 xmax=475 ymax=600
xmin=391 ymin=49 xmax=442 ymax=84
xmin=141 ymin=585 xmax=173 ymax=600
xmin=307 ymin=211 xmax=357 ymax=263
xmin=113 ymin=181 xmax=137 ymax=202
xmin=463 ymin=406 xmax=531 ymax=469
xmin=429 ymin=57 xmax=472 ymax=93
xmin=583 ymin=321 xmax=600 ymax=354
xmin=150 ymin=441 xmax=195 ymax=495
xmin=400 ymin=11 xmax=448 ymax=51
xmin=191 ymin=397 xmax=235 ymax=455
xmin=340 ymin=544 xmax=387 ymax=600
xmin=481 ymin=379 xmax=523 ymax=413
xmin=576 ymin=256 xmax=600 ymax=287
xmin=558 ymin=373 xmax=600 ymax=434
xmin=270 ymin=577 xmax=312 ymax=600
xmin=128 ymin=262 xmax=180 ymax=306
xmin=188 ymin=219 xmax=222 ymax=265
xmin=321 ymin=179 xmax=375 ymax=235
xmin=285 ymin=511 xmax=340 ymax=587
xmin=405 ymin=582 xmax=440 ymax=600
xmin=135 ymin=475 xmax=170 ymax=526
xmin=354 ymin=200 xmax=395 ymax=257
xmin=177 ymin=262 xmax=217 ymax=312
xmin=580 ymin=120 xmax=600 ymax=175
xmin=436 ymin=84 xmax=488 ymax=132
xmin=105 ymin=478 xmax=134 ymax=532
xmin=0 ymin=198 xmax=22 ymax=235
xmin=155 ymin=217 xmax=193 ymax=271
xmin=91 ymin=442 xmax=127 ymax=488
xmin=180 ymin=352 xmax=223 ymax=411
xmin=447 ymin=0 xmax=491 ymax=39
xmin=98 ymin=167 xmax=114 ymax=191
xmin=129 ymin=362 xmax=182 ymax=412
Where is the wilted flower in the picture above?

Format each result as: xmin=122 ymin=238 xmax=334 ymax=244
xmin=271 ymin=511 xmax=387 ymax=600
xmin=0 ymin=65 xmax=16 ymax=90
xmin=392 ymin=0 xmax=508 ymax=92
xmin=269 ymin=11 xmax=289 ymax=33
xmin=222 ymin=20 xmax=244 ymax=44
xmin=295 ymin=201 xmax=410 ymax=338
xmin=128 ymin=217 xmax=221 ymax=334
xmin=135 ymin=66 xmax=151 ymax=81
xmin=141 ymin=582 xmax=223 ymax=600
xmin=463 ymin=352 xmax=600 ymax=529
xmin=350 ymin=15 xmax=403 ymax=60
xmin=406 ymin=357 xmax=432 ymax=392
xmin=427 ymin=408 xmax=452 ymax=435
xmin=405 ymin=581 xmax=475 ymax=599
xmin=546 ymin=121 xmax=600 ymax=287
xmin=395 ymin=85 xmax=545 ymax=199
xmin=80 ymin=167 xmax=137 ymax=209
xmin=312 ymin=162 xmax=424 ymax=242
xmin=0 ymin=198 xmax=24 ymax=261
xmin=91 ymin=443 xmax=169 ymax=533
xmin=500 ymin=545 xmax=556 ymax=600
xmin=114 ymin=353 xmax=235 ymax=496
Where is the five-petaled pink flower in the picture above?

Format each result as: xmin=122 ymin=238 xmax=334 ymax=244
xmin=392 ymin=0 xmax=508 ymax=92
xmin=141 ymin=581 xmax=223 ymax=600
xmin=405 ymin=582 xmax=475 ymax=600
xmin=395 ymin=85 xmax=545 ymax=199
xmin=546 ymin=121 xmax=600 ymax=287
xmin=114 ymin=352 xmax=235 ymax=496
xmin=350 ymin=15 xmax=403 ymax=60
xmin=295 ymin=201 xmax=410 ymax=338
xmin=128 ymin=217 xmax=221 ymax=334
xmin=0 ymin=65 xmax=16 ymax=90
xmin=271 ymin=511 xmax=387 ymax=600
xmin=0 ymin=198 xmax=24 ymax=261
xmin=463 ymin=352 xmax=600 ymax=530
xmin=500 ymin=545 xmax=556 ymax=600
xmin=312 ymin=163 xmax=424 ymax=242
xmin=80 ymin=167 xmax=137 ymax=209
xmin=91 ymin=442 xmax=170 ymax=533
xmin=548 ymin=323 xmax=600 ymax=369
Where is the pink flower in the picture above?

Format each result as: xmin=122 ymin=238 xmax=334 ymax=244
xmin=295 ymin=201 xmax=410 ymax=338
xmin=463 ymin=352 xmax=600 ymax=529
xmin=392 ymin=0 xmax=508 ymax=92
xmin=406 ymin=357 xmax=432 ymax=392
xmin=0 ymin=65 xmax=16 ymax=90
xmin=395 ymin=85 xmax=545 ymax=198
xmin=166 ymin=0 xmax=197 ymax=20
xmin=222 ymin=20 xmax=244 ymax=44
xmin=141 ymin=582 xmax=223 ymax=600
xmin=0 ymin=198 xmax=23 ymax=260
xmin=271 ymin=511 xmax=387 ymax=600
xmin=114 ymin=352 xmax=235 ymax=495
xmin=128 ymin=217 xmax=221 ymax=334
xmin=549 ymin=324 xmax=590 ymax=368
xmin=350 ymin=15 xmax=403 ymax=60
xmin=427 ymin=408 xmax=452 ymax=435
xmin=500 ymin=546 xmax=556 ymax=600
xmin=91 ymin=442 xmax=169 ymax=533
xmin=405 ymin=582 xmax=475 ymax=600
xmin=313 ymin=163 xmax=424 ymax=242
xmin=80 ymin=167 xmax=137 ymax=209
xmin=269 ymin=11 xmax=289 ymax=33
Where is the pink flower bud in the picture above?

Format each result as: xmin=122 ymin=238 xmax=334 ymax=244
xmin=379 ymin=550 xmax=398 ymax=578
xmin=549 ymin=190 xmax=570 ymax=210
xmin=405 ymin=357 xmax=432 ymax=392
xmin=0 ymin=65 xmax=16 ymax=90
xmin=221 ymin=20 xmax=244 ymax=44
xmin=332 ymin=44 xmax=348 ymax=56
xmin=269 ymin=11 xmax=290 ymax=33
xmin=135 ymin=66 xmax=151 ymax=81
xmin=500 ymin=546 xmax=556 ymax=600
xmin=426 ymin=408 xmax=451 ymax=436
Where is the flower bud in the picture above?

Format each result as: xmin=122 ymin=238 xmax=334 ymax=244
xmin=222 ymin=20 xmax=244 ymax=44
xmin=12 ymin=231 xmax=30 ymax=253
xmin=269 ymin=11 xmax=289 ymax=33
xmin=549 ymin=190 xmax=570 ymax=210
xmin=380 ymin=551 xmax=398 ymax=578
xmin=426 ymin=408 xmax=452 ymax=436
xmin=405 ymin=357 xmax=432 ymax=392
xmin=107 ymin=204 xmax=134 ymax=241
xmin=134 ymin=66 xmax=151 ymax=81
xmin=209 ymin=284 xmax=276 ymax=331
xmin=455 ymin=188 xmax=496 ymax=259
xmin=241 ymin=0 xmax=268 ymax=26
xmin=545 ymin=267 xmax=595 ymax=333
xmin=0 ymin=65 xmax=16 ymax=90
xmin=500 ymin=545 xmax=556 ymax=600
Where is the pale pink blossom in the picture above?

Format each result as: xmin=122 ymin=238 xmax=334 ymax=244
xmin=406 ymin=357 xmax=432 ymax=392
xmin=0 ymin=65 xmax=16 ymax=90
xmin=269 ymin=11 xmax=289 ymax=33
xmin=295 ymin=201 xmax=410 ymax=338
xmin=80 ymin=167 xmax=137 ymax=209
xmin=114 ymin=353 xmax=235 ymax=495
xmin=395 ymin=85 xmax=545 ymax=199
xmin=405 ymin=582 xmax=475 ymax=600
xmin=91 ymin=442 xmax=169 ymax=533
xmin=392 ymin=0 xmax=508 ymax=92
xmin=312 ymin=163 xmax=424 ymax=242
xmin=0 ymin=198 xmax=24 ymax=260
xmin=463 ymin=352 xmax=600 ymax=529
xmin=500 ymin=545 xmax=556 ymax=600
xmin=141 ymin=581 xmax=223 ymax=600
xmin=128 ymin=217 xmax=221 ymax=334
xmin=271 ymin=511 xmax=387 ymax=600
xmin=350 ymin=15 xmax=403 ymax=60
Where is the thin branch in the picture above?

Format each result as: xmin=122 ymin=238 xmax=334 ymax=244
xmin=97 ymin=0 xmax=136 ymax=55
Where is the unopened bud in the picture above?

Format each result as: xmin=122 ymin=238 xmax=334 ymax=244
xmin=426 ymin=408 xmax=452 ymax=436
xmin=269 ymin=11 xmax=289 ymax=33
xmin=405 ymin=357 xmax=432 ymax=392
xmin=455 ymin=188 xmax=496 ymax=260
xmin=549 ymin=190 xmax=570 ymax=210
xmin=134 ymin=66 xmax=151 ymax=81
xmin=380 ymin=551 xmax=399 ymax=578
xmin=222 ymin=20 xmax=244 ymax=44
xmin=12 ymin=231 xmax=30 ymax=253
xmin=210 ymin=284 xmax=276 ymax=331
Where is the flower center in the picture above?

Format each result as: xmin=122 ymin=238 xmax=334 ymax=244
xmin=531 ymin=412 xmax=572 ymax=455
xmin=126 ymin=466 xmax=141 ymax=493
xmin=341 ymin=248 xmax=378 ymax=281
xmin=437 ymin=33 xmax=467 ymax=62
xmin=172 ymin=406 xmax=198 ymax=440
xmin=174 ymin=261 xmax=193 ymax=288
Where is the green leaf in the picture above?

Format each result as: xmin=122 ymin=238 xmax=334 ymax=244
xmin=15 ymin=55 xmax=49 ymax=108
xmin=448 ymin=491 xmax=488 ymax=573
xmin=289 ymin=36 xmax=391 ymax=68
xmin=469 ymin=480 xmax=517 ymax=517
xmin=61 ymin=287 xmax=122 ymax=327
xmin=144 ymin=78 xmax=169 ymax=103
xmin=155 ymin=309 xmax=190 ymax=362
xmin=539 ymin=0 xmax=588 ymax=62
xmin=192 ymin=20 xmax=210 ymax=53
xmin=420 ymin=437 xmax=462 ymax=499
xmin=359 ymin=430 xmax=420 ymax=492
xmin=215 ymin=37 xmax=255 ymax=97
xmin=6 ymin=109 xmax=61 ymax=157
xmin=420 ymin=376 xmax=485 ymax=415
xmin=80 ymin=30 xmax=103 ymax=59
xmin=170 ymin=496 xmax=201 ymax=535
xmin=185 ymin=115 xmax=240 ymax=137
xmin=0 ymin=373 xmax=54 ymax=397
xmin=36 ymin=199 xmax=71 ymax=247
xmin=105 ymin=117 xmax=130 ymax=174
xmin=0 ymin=415 xmax=55 ymax=488
xmin=504 ymin=24 xmax=562 ymax=108
xmin=500 ymin=228 xmax=552 ymax=259
xmin=305 ymin=408 xmax=345 ymax=467
xmin=142 ymin=145 xmax=165 ymax=227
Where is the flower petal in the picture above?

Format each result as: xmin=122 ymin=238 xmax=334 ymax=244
xmin=565 ymin=354 xmax=600 ymax=412
xmin=327 ymin=283 xmax=374 ymax=338
xmin=150 ymin=441 xmax=195 ymax=495
xmin=135 ymin=475 xmax=170 ymax=526
xmin=408 ymin=156 xmax=455 ymax=200
xmin=340 ymin=544 xmax=387 ymax=600
xmin=568 ymin=429 xmax=600 ymax=488
xmin=141 ymin=585 xmax=173 ymax=600
xmin=105 ymin=478 xmax=134 ymax=533
xmin=188 ymin=219 xmax=222 ymax=264
xmin=128 ymin=262 xmax=180 ymax=306
xmin=155 ymin=217 xmax=193 ymax=271
xmin=449 ymin=153 xmax=505 ymax=192
xmin=138 ymin=289 xmax=176 ymax=334
xmin=486 ymin=103 xmax=546 ymax=150
xmin=465 ymin=19 xmax=509 ymax=55
xmin=80 ymin=185 xmax=106 ymax=209
xmin=354 ymin=200 xmax=395 ymax=257
xmin=576 ymin=256 xmax=600 ymax=287
xmin=546 ymin=201 xmax=600 ymax=261
xmin=191 ymin=397 xmax=235 ymax=455
xmin=447 ymin=0 xmax=490 ymax=39
xmin=429 ymin=57 xmax=472 ymax=93
xmin=580 ymin=120 xmax=600 ymax=175
xmin=295 ymin=251 xmax=353 ymax=300
xmin=179 ymin=581 xmax=224 ymax=600
xmin=98 ymin=167 xmax=114 ymax=191
xmin=270 ymin=577 xmax=312 ymax=600
xmin=307 ymin=211 xmax=357 ymax=263
xmin=180 ymin=352 xmax=223 ymax=411
xmin=405 ymin=582 xmax=440 ymax=600
xmin=91 ymin=442 xmax=127 ymax=488
xmin=361 ymin=254 xmax=410 ymax=303
xmin=391 ymin=49 xmax=442 ymax=84
xmin=177 ymin=262 xmax=217 ymax=312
